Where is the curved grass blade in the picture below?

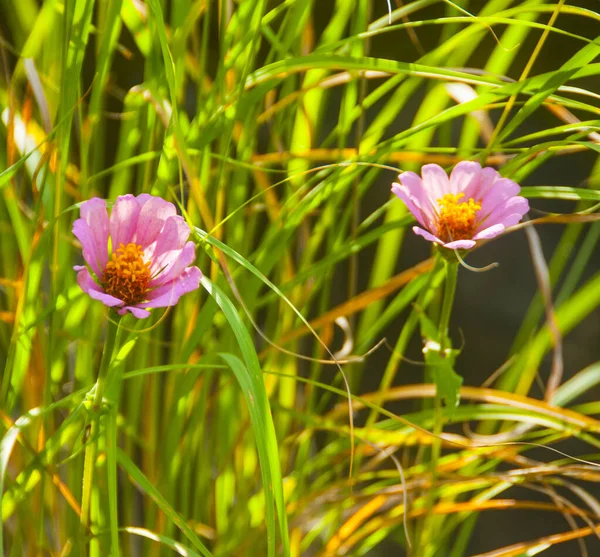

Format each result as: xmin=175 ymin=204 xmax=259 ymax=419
xmin=200 ymin=276 xmax=289 ymax=557
xmin=122 ymin=526 xmax=207 ymax=557
xmin=116 ymin=449 xmax=213 ymax=557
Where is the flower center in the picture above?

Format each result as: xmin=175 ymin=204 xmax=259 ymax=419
xmin=436 ymin=193 xmax=481 ymax=243
xmin=103 ymin=243 xmax=151 ymax=305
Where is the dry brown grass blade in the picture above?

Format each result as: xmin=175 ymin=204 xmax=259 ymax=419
xmin=511 ymin=213 xmax=600 ymax=228
xmin=0 ymin=311 xmax=14 ymax=324
xmin=545 ymin=102 xmax=600 ymax=143
xmin=500 ymin=464 xmax=600 ymax=483
xmin=394 ymin=0 xmax=425 ymax=55
xmin=251 ymin=148 xmax=511 ymax=166
xmin=327 ymin=384 xmax=600 ymax=432
xmin=527 ymin=483 xmax=596 ymax=556
xmin=409 ymin=498 xmax=596 ymax=519
xmin=290 ymin=457 xmax=600 ymax=519
xmin=445 ymin=82 xmax=495 ymax=143
xmin=524 ymin=224 xmax=563 ymax=401
xmin=325 ymin=499 xmax=597 ymax=557
xmin=472 ymin=522 xmax=600 ymax=557
xmin=325 ymin=494 xmax=388 ymax=554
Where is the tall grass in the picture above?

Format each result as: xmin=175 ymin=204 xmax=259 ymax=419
xmin=1 ymin=0 xmax=600 ymax=555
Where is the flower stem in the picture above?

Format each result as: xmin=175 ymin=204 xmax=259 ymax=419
xmin=81 ymin=315 xmax=123 ymax=554
xmin=439 ymin=258 xmax=459 ymax=351
xmin=419 ymin=257 xmax=459 ymax=555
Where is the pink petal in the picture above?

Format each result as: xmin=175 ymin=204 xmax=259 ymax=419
xmin=136 ymin=193 xmax=153 ymax=207
xmin=134 ymin=197 xmax=177 ymax=248
xmin=449 ymin=161 xmax=481 ymax=196
xmin=73 ymin=220 xmax=103 ymax=277
xmin=477 ymin=178 xmax=521 ymax=218
xmin=443 ymin=239 xmax=476 ymax=250
xmin=149 ymin=241 xmax=197 ymax=288
xmin=117 ymin=306 xmax=151 ymax=319
xmin=472 ymin=223 xmax=505 ymax=240
xmin=79 ymin=198 xmax=109 ymax=271
xmin=497 ymin=212 xmax=527 ymax=229
xmin=413 ymin=226 xmax=476 ymax=250
xmin=478 ymin=196 xmax=529 ymax=230
xmin=396 ymin=171 xmax=437 ymax=229
xmin=138 ymin=266 xmax=202 ymax=309
xmin=392 ymin=184 xmax=428 ymax=228
xmin=413 ymin=226 xmax=445 ymax=245
xmin=145 ymin=215 xmax=191 ymax=274
xmin=76 ymin=267 xmax=124 ymax=307
xmin=110 ymin=194 xmax=142 ymax=248
xmin=467 ymin=166 xmax=501 ymax=200
xmin=421 ymin=164 xmax=450 ymax=204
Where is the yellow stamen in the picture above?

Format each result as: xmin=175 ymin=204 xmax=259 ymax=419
xmin=103 ymin=243 xmax=151 ymax=305
xmin=436 ymin=193 xmax=481 ymax=242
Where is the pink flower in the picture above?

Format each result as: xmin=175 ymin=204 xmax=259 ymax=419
xmin=73 ymin=194 xmax=202 ymax=319
xmin=391 ymin=162 xmax=529 ymax=250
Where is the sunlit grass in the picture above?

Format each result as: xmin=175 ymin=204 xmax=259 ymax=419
xmin=1 ymin=0 xmax=600 ymax=556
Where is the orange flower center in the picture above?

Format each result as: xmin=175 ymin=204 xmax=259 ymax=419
xmin=436 ymin=193 xmax=481 ymax=242
xmin=103 ymin=243 xmax=151 ymax=305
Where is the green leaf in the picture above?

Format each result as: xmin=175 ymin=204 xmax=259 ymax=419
xmin=420 ymin=311 xmax=463 ymax=415
xmin=425 ymin=346 xmax=463 ymax=414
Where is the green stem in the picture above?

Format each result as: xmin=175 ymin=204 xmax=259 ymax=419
xmin=419 ymin=256 xmax=459 ymax=555
xmin=81 ymin=315 xmax=123 ymax=553
xmin=439 ymin=259 xmax=459 ymax=351
xmin=106 ymin=409 xmax=120 ymax=557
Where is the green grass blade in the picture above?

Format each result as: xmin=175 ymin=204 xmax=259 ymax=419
xmin=200 ymin=275 xmax=289 ymax=557
xmin=116 ymin=449 xmax=213 ymax=557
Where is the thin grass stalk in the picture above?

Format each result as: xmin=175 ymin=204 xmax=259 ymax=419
xmin=80 ymin=316 xmax=123 ymax=550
